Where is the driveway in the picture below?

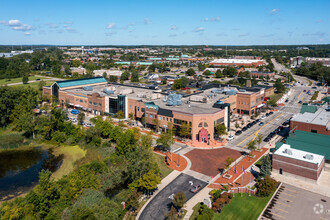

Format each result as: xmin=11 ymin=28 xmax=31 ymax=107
xmin=139 ymin=173 xmax=208 ymax=220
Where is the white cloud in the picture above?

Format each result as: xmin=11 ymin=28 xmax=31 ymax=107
xmin=106 ymin=22 xmax=116 ymax=29
xmin=170 ymin=25 xmax=178 ymax=30
xmin=64 ymin=21 xmax=72 ymax=24
xmin=46 ymin=23 xmax=58 ymax=29
xmin=203 ymin=16 xmax=220 ymax=22
xmin=24 ymin=32 xmax=31 ymax=35
xmin=270 ymin=9 xmax=279 ymax=15
xmin=8 ymin=20 xmax=21 ymax=26
xmin=144 ymin=18 xmax=152 ymax=25
xmin=192 ymin=27 xmax=205 ymax=32
xmin=0 ymin=19 xmax=34 ymax=32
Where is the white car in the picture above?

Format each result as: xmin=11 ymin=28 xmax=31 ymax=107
xmin=260 ymin=115 xmax=266 ymax=120
xmin=226 ymin=135 xmax=234 ymax=141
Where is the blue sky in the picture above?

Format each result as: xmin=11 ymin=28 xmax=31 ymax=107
xmin=0 ymin=0 xmax=329 ymax=45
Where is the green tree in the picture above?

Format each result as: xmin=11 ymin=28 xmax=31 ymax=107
xmin=173 ymin=192 xmax=186 ymax=210
xmin=138 ymin=170 xmax=161 ymax=193
xmin=247 ymin=140 xmax=256 ymax=155
xmin=256 ymin=176 xmax=277 ymax=197
xmin=215 ymin=69 xmax=223 ymax=78
xmin=116 ymin=129 xmax=136 ymax=155
xmin=256 ymin=134 xmax=263 ymax=150
xmin=115 ymin=110 xmax=124 ymax=119
xmin=225 ymin=157 xmax=234 ymax=170
xmin=260 ymin=154 xmax=272 ymax=178
xmin=38 ymin=80 xmax=46 ymax=92
xmin=235 ymin=121 xmax=240 ymax=130
xmin=274 ymin=79 xmax=285 ymax=93
xmin=156 ymin=132 xmax=171 ymax=151
xmin=215 ymin=124 xmax=228 ymax=138
xmin=179 ymin=122 xmax=191 ymax=139
xmin=109 ymin=75 xmax=118 ymax=82
xmin=203 ymin=70 xmax=211 ymax=76
xmin=77 ymin=112 xmax=85 ymax=125
xmin=198 ymin=63 xmax=206 ymax=71
xmin=185 ymin=68 xmax=196 ymax=76
xmin=120 ymin=71 xmax=130 ymax=81
xmin=131 ymin=70 xmax=139 ymax=82
xmin=152 ymin=118 xmax=160 ymax=132
xmin=22 ymin=75 xmax=29 ymax=84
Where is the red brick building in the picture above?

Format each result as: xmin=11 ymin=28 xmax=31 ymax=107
xmin=273 ymin=144 xmax=325 ymax=181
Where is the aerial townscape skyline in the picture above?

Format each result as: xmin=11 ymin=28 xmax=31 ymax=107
xmin=0 ymin=0 xmax=329 ymax=45
xmin=1 ymin=1 xmax=330 ymax=220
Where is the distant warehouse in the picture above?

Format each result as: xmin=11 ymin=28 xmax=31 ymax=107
xmin=209 ymin=58 xmax=265 ymax=67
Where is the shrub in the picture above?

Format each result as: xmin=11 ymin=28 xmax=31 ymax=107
xmin=256 ymin=176 xmax=277 ymax=197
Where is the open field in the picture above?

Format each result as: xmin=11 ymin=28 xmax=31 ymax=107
xmin=214 ymin=193 xmax=273 ymax=220
xmin=51 ymin=145 xmax=86 ymax=180
xmin=153 ymin=153 xmax=173 ymax=178
xmin=0 ymin=76 xmax=47 ymax=85
xmin=13 ymin=80 xmax=55 ymax=90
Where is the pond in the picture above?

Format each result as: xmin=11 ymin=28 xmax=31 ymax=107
xmin=0 ymin=147 xmax=63 ymax=201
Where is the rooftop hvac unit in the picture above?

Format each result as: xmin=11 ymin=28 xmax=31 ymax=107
xmin=287 ymin=149 xmax=293 ymax=155
xmin=103 ymin=89 xmax=114 ymax=95
xmin=305 ymin=154 xmax=314 ymax=160
xmin=166 ymin=93 xmax=182 ymax=106
xmin=83 ymin=86 xmax=93 ymax=91
xmin=239 ymin=89 xmax=246 ymax=92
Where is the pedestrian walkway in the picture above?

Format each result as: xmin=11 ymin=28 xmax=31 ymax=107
xmin=211 ymin=148 xmax=268 ymax=188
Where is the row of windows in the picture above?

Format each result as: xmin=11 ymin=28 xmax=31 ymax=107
xmin=76 ymin=98 xmax=87 ymax=104
xmin=198 ymin=122 xmax=208 ymax=128
xmin=159 ymin=116 xmax=172 ymax=122
xmin=88 ymin=101 xmax=101 ymax=106
xmin=238 ymin=101 xmax=249 ymax=105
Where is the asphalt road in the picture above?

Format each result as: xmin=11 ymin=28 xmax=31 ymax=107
xmin=227 ymin=81 xmax=313 ymax=149
xmin=139 ymin=173 xmax=208 ymax=220
xmin=261 ymin=183 xmax=330 ymax=220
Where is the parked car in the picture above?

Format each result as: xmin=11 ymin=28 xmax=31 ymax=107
xmin=298 ymin=101 xmax=302 ymax=104
xmin=256 ymin=119 xmax=261 ymax=122
xmin=260 ymin=115 xmax=266 ymax=120
xmin=265 ymin=113 xmax=270 ymax=117
xmin=235 ymin=130 xmax=242 ymax=136
xmin=242 ymin=126 xmax=248 ymax=131
xmin=226 ymin=135 xmax=234 ymax=141
xmin=263 ymin=137 xmax=271 ymax=142
xmin=190 ymin=184 xmax=201 ymax=193
xmin=259 ymin=122 xmax=264 ymax=126
xmin=269 ymin=112 xmax=274 ymax=115
xmin=247 ymin=123 xmax=253 ymax=128
xmin=252 ymin=121 xmax=257 ymax=125
xmin=285 ymin=99 xmax=289 ymax=103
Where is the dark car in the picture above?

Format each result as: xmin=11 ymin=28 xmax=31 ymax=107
xmin=36 ymin=78 xmax=40 ymax=81
xmin=235 ymin=130 xmax=242 ymax=135
xmin=268 ymin=131 xmax=276 ymax=138
xmin=269 ymin=112 xmax=274 ymax=115
xmin=263 ymin=137 xmax=271 ymax=142
xmin=190 ymin=184 xmax=201 ymax=193
xmin=285 ymin=99 xmax=289 ymax=103
xmin=265 ymin=113 xmax=270 ymax=117
xmin=298 ymin=101 xmax=302 ymax=104
xmin=256 ymin=119 xmax=261 ymax=122
xmin=274 ymin=128 xmax=280 ymax=134
xmin=242 ymin=126 xmax=248 ymax=131
xmin=252 ymin=121 xmax=257 ymax=125
xmin=247 ymin=123 xmax=253 ymax=128
xmin=259 ymin=122 xmax=264 ymax=126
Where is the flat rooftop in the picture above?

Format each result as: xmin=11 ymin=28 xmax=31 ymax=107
xmin=65 ymin=83 xmax=233 ymax=114
xmin=210 ymin=58 xmax=263 ymax=64
xmin=291 ymin=107 xmax=330 ymax=127
xmin=275 ymin=144 xmax=324 ymax=166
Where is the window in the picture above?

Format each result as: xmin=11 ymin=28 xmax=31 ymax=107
xmin=98 ymin=103 xmax=101 ymax=106
xmin=159 ymin=116 xmax=161 ymax=120
xmin=89 ymin=101 xmax=92 ymax=104
xmin=163 ymin=117 xmax=165 ymax=120
xmin=80 ymin=99 xmax=83 ymax=102
xmin=150 ymin=114 xmax=153 ymax=118
xmin=146 ymin=113 xmax=148 ymax=117
xmin=204 ymin=122 xmax=208 ymax=127
xmin=170 ymin=118 xmax=172 ymax=122
xmin=311 ymin=129 xmax=318 ymax=133
xmin=129 ymin=105 xmax=132 ymax=109
xmin=198 ymin=122 xmax=203 ymax=127
xmin=166 ymin=118 xmax=168 ymax=121
xmin=137 ymin=107 xmax=140 ymax=111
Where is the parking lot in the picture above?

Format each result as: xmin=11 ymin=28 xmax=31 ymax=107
xmin=139 ymin=173 xmax=208 ymax=220
xmin=261 ymin=183 xmax=330 ymax=220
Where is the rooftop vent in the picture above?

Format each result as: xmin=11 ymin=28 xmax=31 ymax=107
xmin=305 ymin=154 xmax=314 ymax=160
xmin=103 ymin=88 xmax=114 ymax=95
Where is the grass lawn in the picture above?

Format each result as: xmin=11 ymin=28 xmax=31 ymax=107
xmin=214 ymin=193 xmax=273 ymax=220
xmin=0 ymin=76 xmax=47 ymax=85
xmin=269 ymin=92 xmax=283 ymax=103
xmin=153 ymin=153 xmax=173 ymax=178
xmin=14 ymin=80 xmax=55 ymax=90
xmin=51 ymin=145 xmax=86 ymax=180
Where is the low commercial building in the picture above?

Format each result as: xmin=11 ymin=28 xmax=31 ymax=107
xmin=273 ymin=144 xmax=325 ymax=181
xmin=290 ymin=56 xmax=330 ymax=68
xmin=290 ymin=106 xmax=330 ymax=135
xmin=249 ymin=71 xmax=275 ymax=79
xmin=209 ymin=59 xmax=265 ymax=67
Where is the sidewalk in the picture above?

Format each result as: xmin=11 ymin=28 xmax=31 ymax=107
xmin=271 ymin=171 xmax=330 ymax=197
xmin=184 ymin=186 xmax=213 ymax=220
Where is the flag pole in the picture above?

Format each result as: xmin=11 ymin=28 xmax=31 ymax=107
xmin=241 ymin=167 xmax=243 ymax=197
xmin=249 ymin=168 xmax=251 ymax=196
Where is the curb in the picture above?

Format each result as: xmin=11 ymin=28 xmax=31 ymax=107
xmin=257 ymin=182 xmax=283 ymax=220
